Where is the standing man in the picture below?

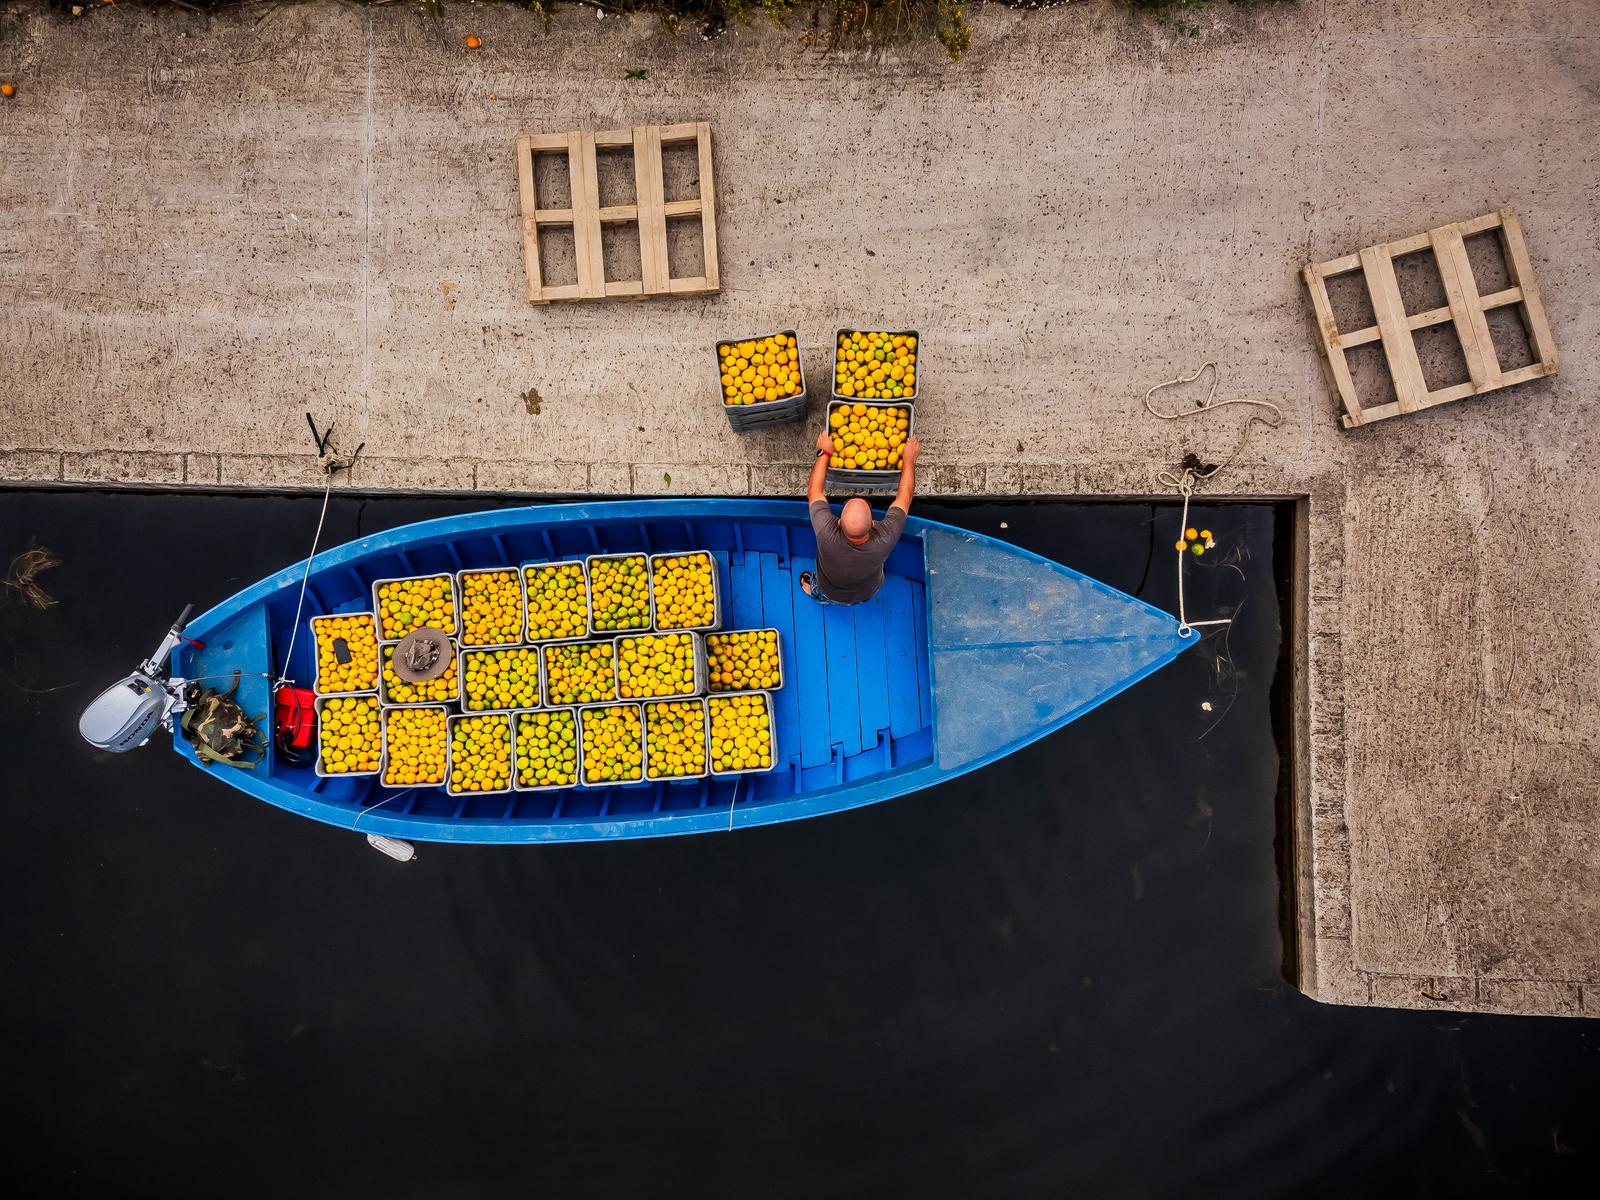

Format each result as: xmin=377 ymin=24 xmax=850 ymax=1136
xmin=799 ymin=429 xmax=921 ymax=605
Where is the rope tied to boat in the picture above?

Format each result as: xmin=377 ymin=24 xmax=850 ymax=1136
xmin=1143 ymin=362 xmax=1283 ymax=637
xmin=273 ymin=415 xmax=365 ymax=689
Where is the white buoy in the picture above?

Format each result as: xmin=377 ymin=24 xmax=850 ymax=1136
xmin=365 ymin=833 xmax=417 ymax=862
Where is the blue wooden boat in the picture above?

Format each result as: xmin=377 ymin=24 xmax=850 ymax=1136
xmin=174 ymin=500 xmax=1195 ymax=843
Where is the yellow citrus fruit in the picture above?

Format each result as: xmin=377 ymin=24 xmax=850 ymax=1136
xmin=651 ymin=553 xmax=716 ymax=630
xmin=718 ymin=332 xmax=801 ymax=407
xmin=644 ymin=699 xmax=708 ymax=780
xmin=708 ymin=693 xmax=774 ymax=775
xmin=312 ymin=612 xmax=380 ymax=693
xmin=462 ymin=646 xmax=541 ymax=712
xmin=827 ymin=402 xmax=910 ymax=472
xmin=447 ymin=713 xmax=513 ymax=794
xmin=523 ymin=561 xmax=588 ymax=641
xmin=580 ymin=704 xmax=644 ymax=784
xmin=515 ymin=709 xmax=579 ymax=788
xmin=318 ymin=695 xmax=382 ymax=774
xmin=616 ymin=632 xmax=698 ymax=699
xmin=833 ymin=330 xmax=916 ymax=400
xmin=543 ymin=641 xmax=616 ymax=706
xmin=706 ymin=629 xmax=781 ymax=692
xmin=376 ymin=575 xmax=456 ymax=639
xmin=589 ymin=555 xmax=651 ymax=632
xmin=459 ymin=568 xmax=522 ymax=647
xmin=382 ymin=706 xmax=448 ymax=787
xmin=381 ymin=641 xmax=459 ymax=704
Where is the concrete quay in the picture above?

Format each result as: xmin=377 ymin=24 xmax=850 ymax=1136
xmin=1 ymin=1 xmax=1596 ymax=1015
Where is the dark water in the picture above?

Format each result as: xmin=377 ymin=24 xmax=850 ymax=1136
xmin=1 ymin=489 xmax=1595 ymax=1199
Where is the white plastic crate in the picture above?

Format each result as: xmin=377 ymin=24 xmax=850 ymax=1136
xmin=511 ymin=707 xmax=583 ymax=793
xmin=370 ymin=572 xmax=459 ymax=641
xmin=379 ymin=703 xmax=450 ymax=789
xmin=576 ymin=702 xmax=648 ymax=787
xmin=584 ymin=552 xmax=654 ymax=635
xmin=312 ymin=693 xmax=384 ymax=779
xmin=706 ymin=690 xmax=780 ymax=777
xmin=455 ymin=566 xmax=526 ymax=650
xmin=519 ymin=559 xmax=592 ymax=645
xmin=642 ymin=697 xmax=711 ymax=784
xmin=612 ymin=631 xmax=708 ymax=701
xmin=648 ymin=550 xmax=723 ymax=633
xmin=445 ymin=711 xmax=515 ymax=798
xmin=705 ymin=627 xmax=784 ymax=694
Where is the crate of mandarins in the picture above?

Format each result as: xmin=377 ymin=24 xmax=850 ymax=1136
xmin=613 ymin=631 xmax=706 ymax=700
xmin=314 ymin=693 xmax=384 ymax=779
xmin=310 ymin=611 xmax=381 ymax=694
xmin=585 ymin=553 xmax=653 ymax=634
xmin=578 ymin=702 xmax=647 ymax=786
xmin=715 ymin=328 xmax=808 ymax=432
xmin=707 ymin=691 xmax=778 ymax=777
xmin=446 ymin=711 xmax=514 ymax=797
xmin=705 ymin=628 xmax=783 ymax=694
xmin=461 ymin=645 xmax=541 ymax=713
xmin=372 ymin=574 xmax=458 ymax=640
xmin=512 ymin=707 xmax=582 ymax=792
xmin=643 ymin=698 xmax=710 ymax=783
xmin=521 ymin=559 xmax=590 ymax=644
xmin=456 ymin=567 xmax=524 ymax=649
xmin=823 ymin=399 xmax=916 ymax=492
xmin=831 ymin=328 xmax=918 ymax=403
xmin=381 ymin=704 xmax=449 ymax=789
xmin=649 ymin=551 xmax=721 ymax=632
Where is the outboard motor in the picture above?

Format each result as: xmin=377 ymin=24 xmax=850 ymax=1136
xmin=79 ymin=605 xmax=194 ymax=752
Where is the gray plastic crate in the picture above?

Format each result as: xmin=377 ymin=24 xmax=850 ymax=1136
xmin=455 ymin=566 xmax=526 ymax=650
xmin=378 ymin=638 xmax=461 ymax=707
xmin=584 ymin=552 xmax=654 ymax=635
xmin=642 ymin=697 xmax=711 ymax=784
xmin=312 ymin=692 xmax=384 ymax=779
xmin=309 ymin=611 xmax=381 ymax=695
xmin=830 ymin=327 xmax=920 ymax=403
xmin=823 ymin=399 xmax=916 ymax=493
xmin=705 ymin=627 xmax=784 ymax=694
xmin=576 ymin=702 xmax=648 ymax=787
xmin=648 ymin=550 xmax=723 ymax=633
xmin=540 ymin=640 xmax=618 ymax=707
xmin=379 ymin=703 xmax=450 ymax=789
xmin=716 ymin=328 xmax=808 ymax=432
xmin=613 ymin=631 xmax=708 ymax=701
xmin=706 ymin=690 xmax=780 ymax=777
xmin=444 ymin=711 xmax=515 ymax=798
xmin=370 ymin=572 xmax=459 ymax=641
xmin=519 ymin=558 xmax=592 ymax=645
xmin=511 ymin=707 xmax=583 ymax=793
xmin=459 ymin=645 xmax=542 ymax=714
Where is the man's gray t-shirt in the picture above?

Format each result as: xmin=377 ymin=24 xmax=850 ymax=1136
xmin=809 ymin=501 xmax=907 ymax=604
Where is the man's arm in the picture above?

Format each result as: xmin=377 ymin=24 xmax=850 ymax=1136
xmin=808 ymin=431 xmax=833 ymax=505
xmin=892 ymin=437 xmax=920 ymax=513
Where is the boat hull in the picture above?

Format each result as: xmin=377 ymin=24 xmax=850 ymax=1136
xmin=173 ymin=500 xmax=1192 ymax=843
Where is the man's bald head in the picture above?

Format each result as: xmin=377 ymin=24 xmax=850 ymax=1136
xmin=840 ymin=498 xmax=874 ymax=542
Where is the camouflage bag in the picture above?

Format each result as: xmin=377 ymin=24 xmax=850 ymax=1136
xmin=180 ymin=670 xmax=268 ymax=769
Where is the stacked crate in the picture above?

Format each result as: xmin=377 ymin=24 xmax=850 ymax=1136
xmin=306 ymin=550 xmax=786 ymax=795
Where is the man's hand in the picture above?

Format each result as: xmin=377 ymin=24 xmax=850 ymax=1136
xmin=902 ymin=437 xmax=920 ymax=469
xmin=817 ymin=430 xmax=835 ymax=456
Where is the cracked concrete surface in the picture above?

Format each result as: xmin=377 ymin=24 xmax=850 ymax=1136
xmin=1 ymin=1 xmax=1596 ymax=1015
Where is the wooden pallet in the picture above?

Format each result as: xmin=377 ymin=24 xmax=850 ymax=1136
xmin=1302 ymin=207 xmax=1558 ymax=429
xmin=515 ymin=122 xmax=720 ymax=305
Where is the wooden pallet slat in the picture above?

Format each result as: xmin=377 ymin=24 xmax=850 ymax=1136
xmin=1429 ymin=222 xmax=1499 ymax=391
xmin=515 ymin=122 xmax=722 ymax=306
xmin=1302 ymin=205 xmax=1558 ymax=429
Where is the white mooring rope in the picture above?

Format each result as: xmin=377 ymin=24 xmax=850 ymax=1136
xmin=1143 ymin=362 xmax=1284 ymax=637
